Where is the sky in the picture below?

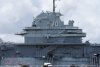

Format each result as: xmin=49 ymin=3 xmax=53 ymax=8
xmin=0 ymin=0 xmax=100 ymax=43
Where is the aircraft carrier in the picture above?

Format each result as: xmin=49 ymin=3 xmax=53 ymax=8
xmin=0 ymin=0 xmax=100 ymax=67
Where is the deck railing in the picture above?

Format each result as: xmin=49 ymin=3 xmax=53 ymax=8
xmin=1 ymin=65 xmax=100 ymax=67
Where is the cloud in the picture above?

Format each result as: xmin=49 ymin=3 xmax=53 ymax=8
xmin=0 ymin=0 xmax=41 ymax=33
xmin=56 ymin=0 xmax=100 ymax=43
xmin=0 ymin=0 xmax=39 ymax=43
xmin=0 ymin=0 xmax=100 ymax=43
xmin=0 ymin=34 xmax=24 ymax=43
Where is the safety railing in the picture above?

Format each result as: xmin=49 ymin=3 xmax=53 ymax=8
xmin=1 ymin=65 xmax=100 ymax=67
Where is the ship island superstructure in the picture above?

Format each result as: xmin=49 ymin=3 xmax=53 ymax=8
xmin=0 ymin=0 xmax=100 ymax=67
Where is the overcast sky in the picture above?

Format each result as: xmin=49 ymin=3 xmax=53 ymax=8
xmin=0 ymin=0 xmax=100 ymax=43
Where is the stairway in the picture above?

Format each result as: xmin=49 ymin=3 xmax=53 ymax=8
xmin=35 ymin=46 xmax=57 ymax=58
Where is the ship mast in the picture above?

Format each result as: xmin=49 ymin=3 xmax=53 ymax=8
xmin=53 ymin=0 xmax=56 ymax=13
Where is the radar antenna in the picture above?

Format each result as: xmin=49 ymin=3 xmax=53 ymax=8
xmin=53 ymin=0 xmax=60 ymax=13
xmin=53 ymin=0 xmax=56 ymax=13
